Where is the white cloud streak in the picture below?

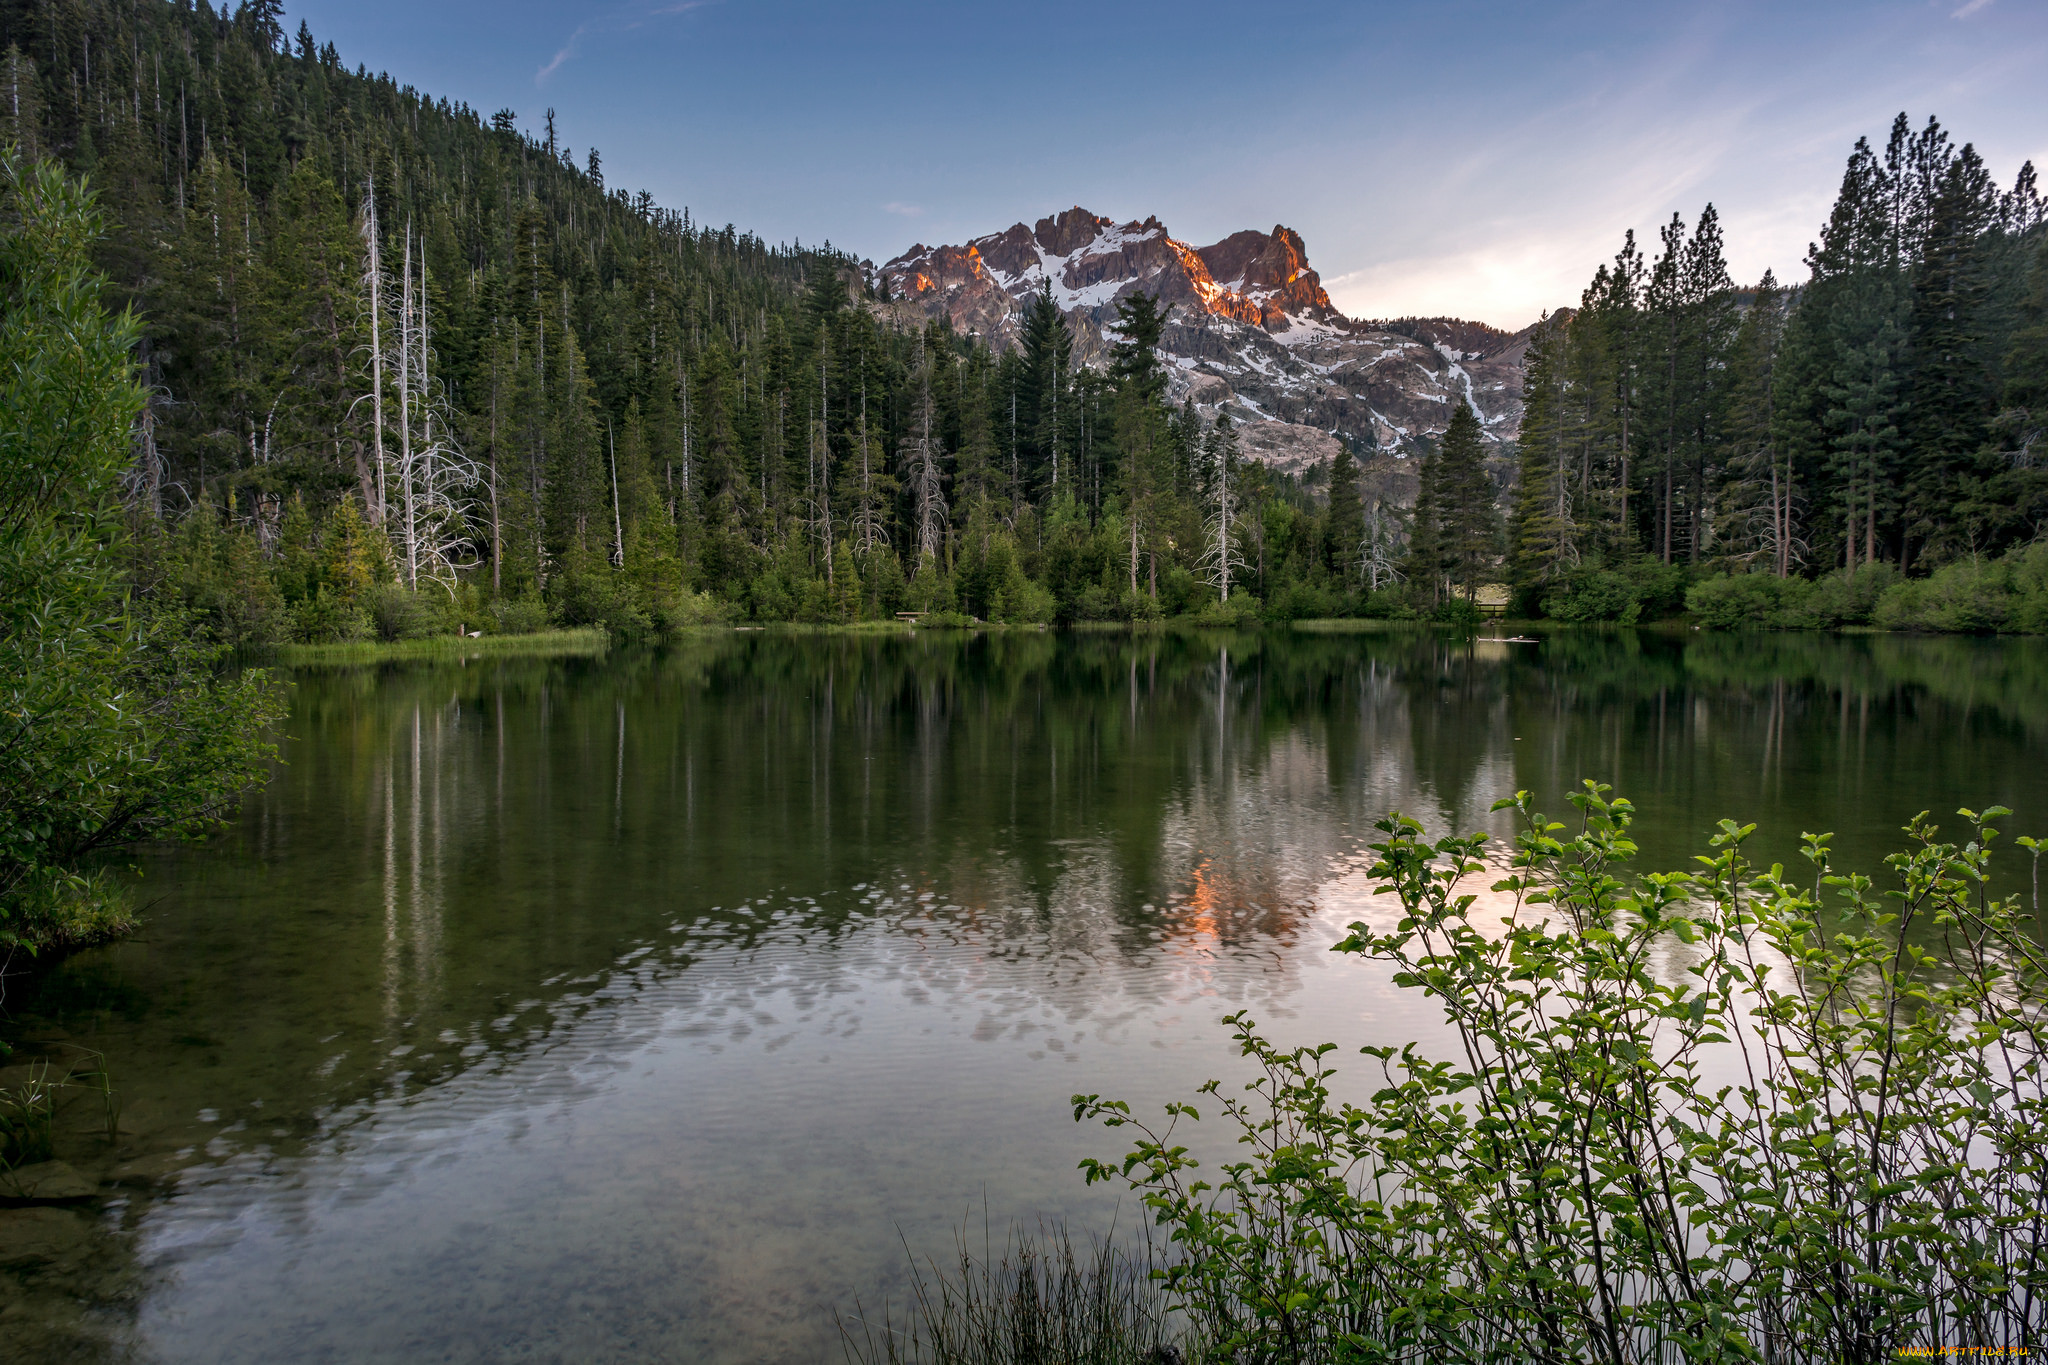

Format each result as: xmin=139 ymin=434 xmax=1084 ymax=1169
xmin=536 ymin=26 xmax=585 ymax=83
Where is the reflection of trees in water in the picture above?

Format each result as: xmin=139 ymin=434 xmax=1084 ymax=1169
xmin=12 ymin=627 xmax=2048 ymax=1359
xmin=238 ymin=626 xmax=2048 ymax=1097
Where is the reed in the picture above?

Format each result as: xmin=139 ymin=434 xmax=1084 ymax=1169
xmin=841 ymin=1222 xmax=1195 ymax=1365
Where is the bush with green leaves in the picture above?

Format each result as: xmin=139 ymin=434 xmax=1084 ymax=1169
xmin=1685 ymin=571 xmax=1805 ymax=629
xmin=0 ymin=155 xmax=285 ymax=954
xmin=1544 ymin=561 xmax=1694 ymax=625
xmin=1543 ymin=568 xmax=1643 ymax=624
xmin=1874 ymin=546 xmax=2048 ymax=635
xmin=1076 ymin=783 xmax=2046 ymax=1362
xmin=1789 ymin=564 xmax=1896 ymax=628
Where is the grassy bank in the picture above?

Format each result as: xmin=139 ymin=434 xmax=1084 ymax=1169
xmin=1290 ymin=618 xmax=1427 ymax=633
xmin=260 ymin=628 xmax=611 ymax=667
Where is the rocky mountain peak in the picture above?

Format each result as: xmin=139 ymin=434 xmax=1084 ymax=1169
xmin=1194 ymin=226 xmax=1336 ymax=329
xmin=879 ymin=208 xmax=1548 ymax=467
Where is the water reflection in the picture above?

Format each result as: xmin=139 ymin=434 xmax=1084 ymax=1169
xmin=4 ymin=627 xmax=2046 ymax=1362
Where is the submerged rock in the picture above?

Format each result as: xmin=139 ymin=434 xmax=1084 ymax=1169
xmin=0 ymin=1207 xmax=89 ymax=1268
xmin=0 ymin=1161 xmax=97 ymax=1203
xmin=105 ymin=1152 xmax=186 ymax=1188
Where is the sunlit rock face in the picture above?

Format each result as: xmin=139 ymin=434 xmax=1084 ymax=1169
xmin=878 ymin=208 xmax=1548 ymax=464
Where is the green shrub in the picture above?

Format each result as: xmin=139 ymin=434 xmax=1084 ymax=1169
xmin=2 ymin=156 xmax=284 ymax=953
xmin=1542 ymin=568 xmax=1641 ymax=623
xmin=489 ymin=596 xmax=554 ymax=635
xmin=648 ymin=587 xmax=732 ymax=630
xmin=160 ymin=501 xmax=289 ymax=645
xmin=1077 ymin=785 xmax=2048 ymax=1360
xmin=1789 ymin=563 xmax=1894 ymax=626
xmin=1686 ymin=571 xmax=1806 ymax=628
xmin=993 ymin=574 xmax=1057 ymax=625
xmin=2010 ymin=541 xmax=2048 ymax=632
xmin=1263 ymin=579 xmax=1352 ymax=623
xmin=1360 ymin=589 xmax=1417 ymax=620
xmin=1875 ymin=556 xmax=2039 ymax=634
xmin=1157 ymin=566 xmax=1203 ymax=618
xmin=290 ymin=584 xmax=370 ymax=643
xmin=368 ymin=584 xmax=448 ymax=641
xmin=1190 ymin=594 xmax=1261 ymax=627
xmin=1430 ymin=594 xmax=1484 ymax=629
xmin=555 ymin=567 xmax=652 ymax=635
xmin=915 ymin=610 xmax=978 ymax=629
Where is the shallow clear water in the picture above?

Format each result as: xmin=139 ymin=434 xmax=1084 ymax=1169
xmin=5 ymin=627 xmax=2048 ymax=1361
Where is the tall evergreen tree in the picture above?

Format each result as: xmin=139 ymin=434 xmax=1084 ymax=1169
xmin=1434 ymin=400 xmax=1501 ymax=598
xmin=1324 ymin=443 xmax=1364 ymax=587
xmin=1509 ymin=312 xmax=1575 ymax=593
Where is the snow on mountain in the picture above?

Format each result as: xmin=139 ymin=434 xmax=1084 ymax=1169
xmin=878 ymin=208 xmax=1541 ymax=469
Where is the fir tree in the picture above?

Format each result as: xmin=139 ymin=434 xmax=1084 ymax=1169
xmin=1434 ymin=401 xmax=1500 ymax=599
xmin=1324 ymin=444 xmax=1364 ymax=586
xmin=1509 ymin=313 xmax=1575 ymax=592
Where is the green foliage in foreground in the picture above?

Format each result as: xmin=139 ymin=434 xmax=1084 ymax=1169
xmin=0 ymin=156 xmax=284 ymax=956
xmin=1077 ymin=785 xmax=2047 ymax=1362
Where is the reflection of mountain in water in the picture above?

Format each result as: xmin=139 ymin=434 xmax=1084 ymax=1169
xmin=7 ymin=628 xmax=2048 ymax=1361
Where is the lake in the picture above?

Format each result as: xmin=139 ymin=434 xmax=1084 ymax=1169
xmin=5 ymin=626 xmax=2047 ymax=1362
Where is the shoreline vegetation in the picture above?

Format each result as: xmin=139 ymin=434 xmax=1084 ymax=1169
xmin=2 ymin=157 xmax=284 ymax=965
xmin=248 ymin=574 xmax=2048 ymax=670
xmin=256 ymin=625 xmax=610 ymax=666
xmin=849 ymin=786 xmax=2048 ymax=1362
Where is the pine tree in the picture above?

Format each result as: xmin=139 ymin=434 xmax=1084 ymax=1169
xmin=1435 ymin=401 xmax=1500 ymax=599
xmin=1406 ymin=438 xmax=1445 ymax=605
xmin=265 ymin=161 xmax=366 ymax=502
xmin=1509 ymin=313 xmax=1574 ymax=592
xmin=1324 ymin=444 xmax=1364 ymax=587
xmin=1990 ymin=230 xmax=2048 ymax=525
xmin=1020 ymin=279 xmax=1072 ymax=495
xmin=1720 ymin=273 xmax=1797 ymax=574
xmin=1679 ymin=204 xmax=1737 ymax=562
xmin=1904 ymin=143 xmax=2002 ymax=558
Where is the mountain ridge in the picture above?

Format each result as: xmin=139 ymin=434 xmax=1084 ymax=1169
xmin=879 ymin=208 xmax=1547 ymax=470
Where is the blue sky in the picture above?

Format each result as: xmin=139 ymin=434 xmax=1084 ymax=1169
xmin=288 ymin=0 xmax=2046 ymax=329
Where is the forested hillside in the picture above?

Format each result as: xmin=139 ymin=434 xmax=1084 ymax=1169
xmin=1512 ymin=134 xmax=2048 ymax=628
xmin=0 ymin=0 xmax=1349 ymax=637
xmin=3 ymin=0 xmax=2047 ymax=635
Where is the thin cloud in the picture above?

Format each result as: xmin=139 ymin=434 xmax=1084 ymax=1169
xmin=543 ymin=1 xmax=716 ymax=79
xmin=537 ymin=25 xmax=586 ymax=82
xmin=883 ymin=202 xmax=924 ymax=218
xmin=1952 ymin=0 xmax=1993 ymax=16
xmin=635 ymin=1 xmax=717 ymax=28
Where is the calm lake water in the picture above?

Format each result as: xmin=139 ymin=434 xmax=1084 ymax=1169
xmin=5 ymin=626 xmax=2048 ymax=1362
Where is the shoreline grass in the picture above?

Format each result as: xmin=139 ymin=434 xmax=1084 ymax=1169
xmin=1289 ymin=617 xmax=1426 ymax=633
xmin=255 ymin=627 xmax=610 ymax=667
xmin=840 ymin=1223 xmax=1192 ymax=1365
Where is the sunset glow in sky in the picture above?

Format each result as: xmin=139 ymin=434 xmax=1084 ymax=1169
xmin=289 ymin=0 xmax=2047 ymax=329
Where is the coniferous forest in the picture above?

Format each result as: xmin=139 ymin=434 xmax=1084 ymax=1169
xmin=3 ymin=0 xmax=2046 ymax=639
